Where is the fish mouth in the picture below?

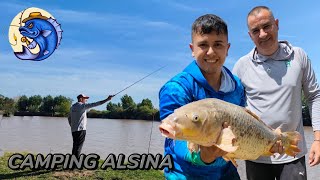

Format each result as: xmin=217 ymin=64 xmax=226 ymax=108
xmin=19 ymin=27 xmax=39 ymax=38
xmin=159 ymin=122 xmax=176 ymax=139
xmin=159 ymin=127 xmax=171 ymax=137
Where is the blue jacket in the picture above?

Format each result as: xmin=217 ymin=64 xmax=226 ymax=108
xmin=159 ymin=61 xmax=245 ymax=180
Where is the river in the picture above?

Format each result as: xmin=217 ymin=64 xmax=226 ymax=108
xmin=0 ymin=116 xmax=319 ymax=179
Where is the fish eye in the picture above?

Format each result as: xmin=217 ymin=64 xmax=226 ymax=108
xmin=192 ymin=114 xmax=199 ymax=122
xmin=173 ymin=117 xmax=178 ymax=122
xmin=28 ymin=23 xmax=33 ymax=29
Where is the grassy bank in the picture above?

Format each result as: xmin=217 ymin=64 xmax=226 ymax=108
xmin=0 ymin=152 xmax=164 ymax=180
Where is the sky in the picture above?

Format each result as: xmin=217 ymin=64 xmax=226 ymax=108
xmin=0 ymin=0 xmax=319 ymax=110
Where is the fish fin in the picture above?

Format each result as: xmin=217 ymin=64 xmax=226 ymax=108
xmin=282 ymin=131 xmax=301 ymax=157
xmin=285 ymin=145 xmax=301 ymax=157
xmin=42 ymin=30 xmax=52 ymax=37
xmin=274 ymin=128 xmax=282 ymax=136
xmin=187 ymin=142 xmax=200 ymax=153
xmin=14 ymin=45 xmax=39 ymax=60
xmin=27 ymin=40 xmax=37 ymax=49
xmin=244 ymin=108 xmax=273 ymax=129
xmin=222 ymin=155 xmax=238 ymax=167
xmin=262 ymin=151 xmax=274 ymax=156
xmin=216 ymin=126 xmax=239 ymax=153
xmin=230 ymin=158 xmax=238 ymax=167
xmin=244 ymin=108 xmax=260 ymax=120
xmin=47 ymin=18 xmax=63 ymax=47
xmin=222 ymin=156 xmax=229 ymax=162
xmin=216 ymin=144 xmax=238 ymax=153
xmin=44 ymin=50 xmax=49 ymax=55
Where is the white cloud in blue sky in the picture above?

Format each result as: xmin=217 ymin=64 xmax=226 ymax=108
xmin=0 ymin=0 xmax=319 ymax=110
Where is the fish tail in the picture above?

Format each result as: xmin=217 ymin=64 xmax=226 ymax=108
xmin=282 ymin=131 xmax=301 ymax=157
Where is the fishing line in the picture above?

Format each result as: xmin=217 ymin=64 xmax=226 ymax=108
xmin=147 ymin=113 xmax=155 ymax=154
xmin=112 ymin=65 xmax=166 ymax=154
xmin=113 ymin=65 xmax=167 ymax=96
xmin=0 ymin=115 xmax=3 ymax=128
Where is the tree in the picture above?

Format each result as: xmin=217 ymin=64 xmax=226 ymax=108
xmin=53 ymin=95 xmax=72 ymax=116
xmin=302 ymin=93 xmax=311 ymax=126
xmin=106 ymin=102 xmax=123 ymax=119
xmin=0 ymin=94 xmax=5 ymax=110
xmin=154 ymin=110 xmax=160 ymax=121
xmin=107 ymin=102 xmax=122 ymax=112
xmin=28 ymin=95 xmax=42 ymax=112
xmin=17 ymin=95 xmax=29 ymax=111
xmin=1 ymin=97 xmax=16 ymax=116
xmin=136 ymin=105 xmax=156 ymax=120
xmin=40 ymin=95 xmax=54 ymax=115
xmin=88 ymin=109 xmax=105 ymax=118
xmin=137 ymin=98 xmax=153 ymax=109
xmin=121 ymin=94 xmax=136 ymax=109
xmin=121 ymin=95 xmax=137 ymax=119
xmin=136 ymin=98 xmax=156 ymax=120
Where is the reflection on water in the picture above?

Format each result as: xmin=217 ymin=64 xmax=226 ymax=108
xmin=0 ymin=116 xmax=319 ymax=179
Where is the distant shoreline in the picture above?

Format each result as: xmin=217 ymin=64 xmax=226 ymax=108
xmin=4 ymin=113 xmax=161 ymax=122
xmin=2 ymin=113 xmax=310 ymax=124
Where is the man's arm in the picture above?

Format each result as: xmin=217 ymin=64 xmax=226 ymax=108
xmin=301 ymin=55 xmax=320 ymax=166
xmin=68 ymin=112 xmax=71 ymax=127
xmin=67 ymin=108 xmax=71 ymax=126
xmin=84 ymin=95 xmax=114 ymax=110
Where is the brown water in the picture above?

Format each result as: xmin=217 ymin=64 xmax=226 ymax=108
xmin=0 ymin=116 xmax=319 ymax=179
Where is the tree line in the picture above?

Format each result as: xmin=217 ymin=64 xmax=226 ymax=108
xmin=0 ymin=93 xmax=313 ymax=124
xmin=0 ymin=94 xmax=160 ymax=121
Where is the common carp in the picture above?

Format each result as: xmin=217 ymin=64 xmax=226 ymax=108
xmin=159 ymin=98 xmax=301 ymax=166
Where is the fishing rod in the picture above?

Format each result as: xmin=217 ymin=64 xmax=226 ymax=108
xmin=112 ymin=65 xmax=166 ymax=154
xmin=113 ymin=65 xmax=167 ymax=96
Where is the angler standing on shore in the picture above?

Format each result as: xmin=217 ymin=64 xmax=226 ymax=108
xmin=68 ymin=94 xmax=114 ymax=158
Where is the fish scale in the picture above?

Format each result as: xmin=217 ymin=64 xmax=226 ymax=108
xmin=211 ymin=99 xmax=277 ymax=159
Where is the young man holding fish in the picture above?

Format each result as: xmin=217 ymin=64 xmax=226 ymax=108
xmin=233 ymin=6 xmax=320 ymax=180
xmin=159 ymin=14 xmax=245 ymax=180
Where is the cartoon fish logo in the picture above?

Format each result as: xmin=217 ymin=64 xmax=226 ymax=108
xmin=8 ymin=8 xmax=62 ymax=61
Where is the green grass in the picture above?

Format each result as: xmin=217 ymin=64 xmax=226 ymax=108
xmin=0 ymin=152 xmax=164 ymax=180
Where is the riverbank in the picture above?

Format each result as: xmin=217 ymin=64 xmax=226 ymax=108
xmin=11 ymin=113 xmax=161 ymax=121
xmin=0 ymin=152 xmax=164 ymax=180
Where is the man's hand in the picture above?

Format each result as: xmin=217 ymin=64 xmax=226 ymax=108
xmin=309 ymin=141 xmax=320 ymax=167
xmin=309 ymin=131 xmax=320 ymax=167
xmin=269 ymin=140 xmax=284 ymax=154
xmin=107 ymin=95 xmax=115 ymax=101
xmin=200 ymin=145 xmax=228 ymax=164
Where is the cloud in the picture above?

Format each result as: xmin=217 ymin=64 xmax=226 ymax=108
xmin=0 ymin=44 xmax=182 ymax=109
xmin=150 ymin=0 xmax=205 ymax=12
xmin=164 ymin=1 xmax=203 ymax=12
xmin=0 ymin=1 xmax=32 ymax=12
xmin=52 ymin=9 xmax=183 ymax=32
xmin=0 ymin=61 xmax=167 ymax=108
xmin=0 ymin=1 xmax=184 ymax=35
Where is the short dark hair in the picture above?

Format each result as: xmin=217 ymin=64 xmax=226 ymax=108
xmin=247 ymin=6 xmax=274 ymax=20
xmin=191 ymin=14 xmax=228 ymax=41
